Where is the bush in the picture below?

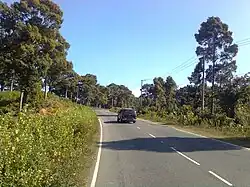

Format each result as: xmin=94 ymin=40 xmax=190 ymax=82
xmin=0 ymin=91 xmax=20 ymax=114
xmin=177 ymin=105 xmax=198 ymax=126
xmin=109 ymin=107 xmax=121 ymax=113
xmin=0 ymin=104 xmax=98 ymax=186
xmin=235 ymin=103 xmax=250 ymax=127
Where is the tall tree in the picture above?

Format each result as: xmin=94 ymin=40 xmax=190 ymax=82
xmin=0 ymin=0 xmax=69 ymax=104
xmin=153 ymin=77 xmax=166 ymax=110
xmin=188 ymin=59 xmax=203 ymax=86
xmin=195 ymin=16 xmax=238 ymax=114
xmin=165 ymin=76 xmax=177 ymax=113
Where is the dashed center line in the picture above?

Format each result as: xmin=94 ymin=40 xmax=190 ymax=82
xmin=209 ymin=171 xmax=233 ymax=186
xmin=170 ymin=147 xmax=200 ymax=166
xmin=137 ymin=127 xmax=140 ymax=130
xmin=148 ymin=133 xmax=156 ymax=138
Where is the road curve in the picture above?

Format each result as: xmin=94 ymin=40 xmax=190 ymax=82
xmin=92 ymin=109 xmax=250 ymax=187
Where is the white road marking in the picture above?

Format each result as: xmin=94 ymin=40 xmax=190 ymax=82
xmin=148 ymin=133 xmax=156 ymax=138
xmin=171 ymin=126 xmax=250 ymax=151
xmin=171 ymin=126 xmax=206 ymax=138
xmin=208 ymin=171 xmax=233 ymax=186
xmin=170 ymin=147 xmax=200 ymax=166
xmin=90 ymin=119 xmax=103 ymax=187
xmin=137 ymin=127 xmax=140 ymax=130
xmin=160 ymin=141 xmax=164 ymax=144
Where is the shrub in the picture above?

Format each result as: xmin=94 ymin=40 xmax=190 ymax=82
xmin=235 ymin=103 xmax=250 ymax=127
xmin=109 ymin=107 xmax=121 ymax=113
xmin=0 ymin=105 xmax=98 ymax=187
xmin=177 ymin=105 xmax=198 ymax=126
xmin=0 ymin=91 xmax=20 ymax=114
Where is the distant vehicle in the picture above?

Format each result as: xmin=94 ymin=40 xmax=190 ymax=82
xmin=117 ymin=108 xmax=136 ymax=123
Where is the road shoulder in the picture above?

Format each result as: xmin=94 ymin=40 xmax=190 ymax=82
xmin=137 ymin=118 xmax=250 ymax=151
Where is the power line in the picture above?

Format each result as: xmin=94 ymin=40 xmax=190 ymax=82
xmin=171 ymin=56 xmax=196 ymax=72
xmin=172 ymin=60 xmax=197 ymax=74
xmin=238 ymin=42 xmax=250 ymax=47
xmin=141 ymin=37 xmax=250 ymax=85
xmin=235 ymin=38 xmax=250 ymax=44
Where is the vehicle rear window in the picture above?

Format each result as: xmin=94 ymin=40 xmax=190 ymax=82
xmin=123 ymin=109 xmax=136 ymax=115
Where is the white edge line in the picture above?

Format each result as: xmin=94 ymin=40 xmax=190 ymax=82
xmin=171 ymin=126 xmax=250 ymax=151
xmin=170 ymin=147 xmax=200 ymax=166
xmin=90 ymin=119 xmax=103 ymax=187
xmin=209 ymin=170 xmax=233 ymax=186
xmin=137 ymin=127 xmax=140 ymax=130
xmin=148 ymin=133 xmax=156 ymax=138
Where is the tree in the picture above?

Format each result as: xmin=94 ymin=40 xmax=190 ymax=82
xmin=219 ymin=72 xmax=250 ymax=118
xmin=0 ymin=0 xmax=69 ymax=105
xmin=165 ymin=76 xmax=177 ymax=113
xmin=188 ymin=58 xmax=203 ymax=86
xmin=0 ymin=2 xmax=16 ymax=91
xmin=153 ymin=77 xmax=166 ymax=110
xmin=195 ymin=16 xmax=238 ymax=114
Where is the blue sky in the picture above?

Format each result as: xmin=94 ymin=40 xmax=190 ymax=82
xmin=4 ymin=0 xmax=250 ymax=96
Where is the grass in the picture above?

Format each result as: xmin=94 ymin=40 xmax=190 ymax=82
xmin=0 ymin=91 xmax=99 ymax=187
xmin=139 ymin=114 xmax=250 ymax=149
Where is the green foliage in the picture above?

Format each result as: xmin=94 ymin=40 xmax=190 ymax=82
xmin=0 ymin=91 xmax=20 ymax=114
xmin=177 ymin=105 xmax=198 ymax=126
xmin=235 ymin=86 xmax=250 ymax=127
xmin=106 ymin=83 xmax=135 ymax=108
xmin=109 ymin=107 xmax=121 ymax=113
xmin=0 ymin=101 xmax=98 ymax=187
xmin=0 ymin=0 xmax=69 ymax=104
xmin=194 ymin=16 xmax=238 ymax=114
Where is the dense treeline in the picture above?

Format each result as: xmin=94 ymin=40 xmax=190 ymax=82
xmin=0 ymin=0 xmax=136 ymax=110
xmin=139 ymin=17 xmax=250 ymax=136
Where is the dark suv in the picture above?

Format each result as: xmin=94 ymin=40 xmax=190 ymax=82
xmin=117 ymin=108 xmax=136 ymax=123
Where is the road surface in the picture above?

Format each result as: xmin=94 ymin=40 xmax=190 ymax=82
xmin=92 ymin=109 xmax=250 ymax=187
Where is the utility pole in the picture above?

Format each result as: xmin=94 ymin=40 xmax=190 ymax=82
xmin=140 ymin=79 xmax=150 ymax=107
xmin=140 ymin=80 xmax=143 ymax=106
xmin=76 ymin=83 xmax=79 ymax=103
xmin=201 ymin=56 xmax=205 ymax=111
xmin=211 ymin=33 xmax=216 ymax=115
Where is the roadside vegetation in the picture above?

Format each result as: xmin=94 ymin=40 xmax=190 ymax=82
xmin=0 ymin=1 xmax=101 ymax=186
xmin=0 ymin=92 xmax=98 ymax=186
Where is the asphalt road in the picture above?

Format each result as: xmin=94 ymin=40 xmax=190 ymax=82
xmin=93 ymin=109 xmax=250 ymax=187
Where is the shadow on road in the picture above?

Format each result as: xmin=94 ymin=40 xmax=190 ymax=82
xmin=104 ymin=120 xmax=118 ymax=124
xmin=99 ymin=137 xmax=247 ymax=153
xmin=104 ymin=120 xmax=136 ymax=125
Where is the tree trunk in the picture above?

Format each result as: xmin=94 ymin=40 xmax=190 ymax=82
xmin=0 ymin=83 xmax=4 ymax=91
xmin=10 ymin=79 xmax=14 ymax=92
xmin=44 ymin=77 xmax=47 ymax=100
xmin=65 ymin=87 xmax=68 ymax=98
xmin=20 ymin=91 xmax=24 ymax=112
xmin=211 ymin=35 xmax=216 ymax=115
xmin=202 ymin=56 xmax=205 ymax=111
